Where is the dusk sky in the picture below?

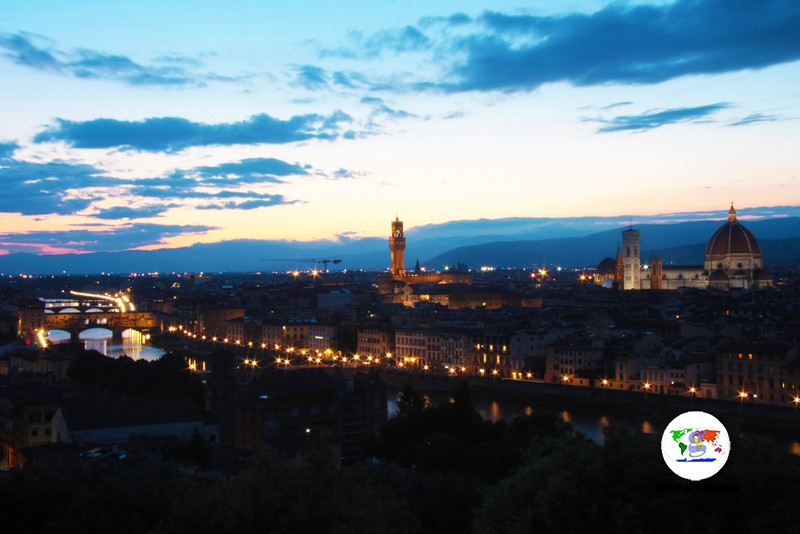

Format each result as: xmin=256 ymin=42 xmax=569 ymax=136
xmin=1 ymin=0 xmax=798 ymax=255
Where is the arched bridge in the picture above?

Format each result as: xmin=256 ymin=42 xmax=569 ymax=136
xmin=43 ymin=311 xmax=158 ymax=342
xmin=20 ymin=291 xmax=157 ymax=343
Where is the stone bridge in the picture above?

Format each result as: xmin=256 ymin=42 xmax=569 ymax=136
xmin=21 ymin=308 xmax=158 ymax=342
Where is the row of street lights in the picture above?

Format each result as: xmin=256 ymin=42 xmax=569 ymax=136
xmin=175 ymin=327 xmax=800 ymax=416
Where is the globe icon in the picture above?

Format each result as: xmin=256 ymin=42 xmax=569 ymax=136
xmin=687 ymin=430 xmax=707 ymax=458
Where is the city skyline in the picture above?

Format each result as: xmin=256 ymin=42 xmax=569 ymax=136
xmin=1 ymin=0 xmax=799 ymax=256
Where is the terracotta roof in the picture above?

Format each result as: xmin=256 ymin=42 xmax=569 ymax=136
xmin=596 ymin=257 xmax=617 ymax=276
xmin=709 ymin=269 xmax=729 ymax=281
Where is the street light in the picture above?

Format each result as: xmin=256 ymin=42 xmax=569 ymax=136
xmin=738 ymin=390 xmax=748 ymax=414
xmin=688 ymin=386 xmax=697 ymax=407
xmin=792 ymin=395 xmax=800 ymax=420
xmin=642 ymin=382 xmax=651 ymax=400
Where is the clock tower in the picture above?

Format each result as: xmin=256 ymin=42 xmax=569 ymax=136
xmin=390 ymin=216 xmax=406 ymax=275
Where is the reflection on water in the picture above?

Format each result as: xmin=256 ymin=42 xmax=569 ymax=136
xmin=389 ymin=389 xmax=796 ymax=452
xmin=390 ymin=389 xmax=657 ymax=445
xmin=490 ymin=401 xmax=502 ymax=422
xmin=47 ymin=329 xmax=164 ymax=361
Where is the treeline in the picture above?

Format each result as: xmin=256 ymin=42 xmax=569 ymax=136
xmin=66 ymin=350 xmax=205 ymax=410
xmin=2 ymin=382 xmax=797 ymax=533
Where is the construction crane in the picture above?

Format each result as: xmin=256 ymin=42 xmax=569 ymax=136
xmin=263 ymin=258 xmax=342 ymax=273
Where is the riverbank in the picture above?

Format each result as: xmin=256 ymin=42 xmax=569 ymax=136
xmin=372 ymin=368 xmax=800 ymax=441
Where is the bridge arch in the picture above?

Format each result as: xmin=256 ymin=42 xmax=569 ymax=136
xmin=59 ymin=307 xmax=81 ymax=314
xmin=79 ymin=327 xmax=114 ymax=339
xmin=46 ymin=329 xmax=71 ymax=344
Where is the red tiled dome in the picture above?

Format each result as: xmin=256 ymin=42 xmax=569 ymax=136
xmin=705 ymin=204 xmax=761 ymax=257
xmin=597 ymin=257 xmax=617 ymax=276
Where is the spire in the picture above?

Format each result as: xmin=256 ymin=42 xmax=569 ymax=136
xmin=727 ymin=202 xmax=737 ymax=223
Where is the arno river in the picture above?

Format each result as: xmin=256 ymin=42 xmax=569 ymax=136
xmin=47 ymin=328 xmax=165 ymax=361
xmin=388 ymin=385 xmax=800 ymax=456
xmin=387 ymin=387 xmax=653 ymax=444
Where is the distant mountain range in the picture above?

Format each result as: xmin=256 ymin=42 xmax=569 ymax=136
xmin=2 ymin=216 xmax=800 ymax=275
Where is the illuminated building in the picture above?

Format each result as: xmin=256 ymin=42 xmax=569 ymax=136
xmin=377 ymin=216 xmax=472 ymax=297
xmin=716 ymin=342 xmax=799 ymax=405
xmin=606 ymin=204 xmax=772 ymax=291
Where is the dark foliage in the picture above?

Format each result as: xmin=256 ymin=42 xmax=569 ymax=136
xmin=0 ymin=455 xmax=178 ymax=534
xmin=66 ymin=350 xmax=205 ymax=409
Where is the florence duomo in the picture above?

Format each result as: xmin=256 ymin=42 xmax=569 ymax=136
xmin=597 ymin=203 xmax=773 ymax=291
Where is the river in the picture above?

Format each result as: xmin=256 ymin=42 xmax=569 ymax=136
xmin=47 ymin=328 xmax=165 ymax=361
xmin=388 ymin=387 xmax=800 ymax=456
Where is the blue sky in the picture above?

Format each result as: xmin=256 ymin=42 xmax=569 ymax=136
xmin=0 ymin=0 xmax=798 ymax=255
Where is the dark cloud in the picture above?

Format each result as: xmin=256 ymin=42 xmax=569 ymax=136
xmin=371 ymin=104 xmax=416 ymax=119
xmin=92 ymin=204 xmax=178 ymax=220
xmin=196 ymin=196 xmax=296 ymax=210
xmin=0 ymin=159 xmax=114 ymax=215
xmin=588 ymin=103 xmax=730 ymax=133
xmin=185 ymin=158 xmax=309 ymax=186
xmin=729 ymin=113 xmax=788 ymax=126
xmin=34 ymin=111 xmax=353 ymax=151
xmin=351 ymin=1 xmax=800 ymax=93
xmin=332 ymin=70 xmax=371 ymax=88
xmin=0 ymin=223 xmax=215 ymax=252
xmin=0 ymin=32 xmax=230 ymax=87
xmin=364 ymin=26 xmax=431 ymax=56
xmin=332 ymin=169 xmax=355 ymax=179
xmin=601 ymin=101 xmax=634 ymax=110
xmin=0 ymin=155 xmax=309 ymax=217
xmin=294 ymin=65 xmax=328 ymax=90
xmin=322 ymin=26 xmax=431 ymax=59
xmin=419 ymin=13 xmax=473 ymax=28
xmin=445 ymin=1 xmax=800 ymax=92
xmin=127 ymin=184 xmax=294 ymax=204
xmin=0 ymin=141 xmax=19 ymax=159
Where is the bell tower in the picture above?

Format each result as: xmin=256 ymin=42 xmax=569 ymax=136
xmin=622 ymin=227 xmax=641 ymax=290
xmin=390 ymin=216 xmax=406 ymax=275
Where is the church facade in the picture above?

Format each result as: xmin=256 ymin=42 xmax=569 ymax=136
xmin=597 ymin=204 xmax=773 ymax=291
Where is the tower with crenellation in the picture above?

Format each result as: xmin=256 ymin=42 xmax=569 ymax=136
xmin=389 ymin=216 xmax=406 ymax=275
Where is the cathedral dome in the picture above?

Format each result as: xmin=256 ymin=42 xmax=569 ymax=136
xmin=597 ymin=257 xmax=617 ymax=276
xmin=705 ymin=204 xmax=761 ymax=258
